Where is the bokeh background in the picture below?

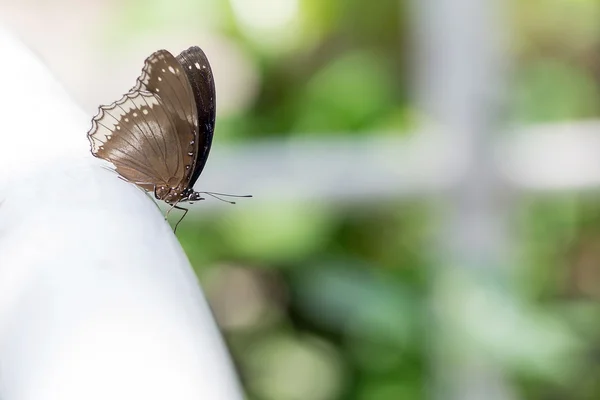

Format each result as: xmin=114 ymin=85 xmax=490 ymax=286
xmin=2 ymin=0 xmax=600 ymax=399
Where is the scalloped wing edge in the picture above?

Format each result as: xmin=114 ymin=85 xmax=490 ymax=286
xmin=87 ymin=90 xmax=158 ymax=155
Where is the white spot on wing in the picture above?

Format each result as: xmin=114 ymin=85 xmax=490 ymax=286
xmin=123 ymin=94 xmax=160 ymax=112
xmin=168 ymin=66 xmax=175 ymax=73
xmin=195 ymin=62 xmax=201 ymax=69
xmin=158 ymin=76 xmax=162 ymax=81
xmin=89 ymin=92 xmax=161 ymax=153
xmin=143 ymin=109 xmax=149 ymax=115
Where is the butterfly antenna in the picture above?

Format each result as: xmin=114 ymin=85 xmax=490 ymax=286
xmin=202 ymin=193 xmax=236 ymax=204
xmin=200 ymin=192 xmax=253 ymax=205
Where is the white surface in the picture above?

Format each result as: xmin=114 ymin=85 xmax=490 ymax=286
xmin=501 ymin=121 xmax=600 ymax=192
xmin=0 ymin=28 xmax=243 ymax=400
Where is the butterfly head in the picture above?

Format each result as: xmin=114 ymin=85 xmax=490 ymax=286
xmin=182 ymin=189 xmax=204 ymax=203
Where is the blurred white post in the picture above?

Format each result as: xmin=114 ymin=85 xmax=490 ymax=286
xmin=412 ymin=1 xmax=516 ymax=400
xmin=0 ymin=28 xmax=243 ymax=400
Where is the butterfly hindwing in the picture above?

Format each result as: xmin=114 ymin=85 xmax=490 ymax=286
xmin=88 ymin=90 xmax=194 ymax=191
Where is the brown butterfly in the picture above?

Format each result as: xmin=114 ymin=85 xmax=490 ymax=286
xmin=87 ymin=46 xmax=249 ymax=231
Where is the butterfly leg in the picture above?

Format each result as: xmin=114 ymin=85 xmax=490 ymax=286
xmin=172 ymin=205 xmax=189 ymax=233
xmin=164 ymin=202 xmax=179 ymax=220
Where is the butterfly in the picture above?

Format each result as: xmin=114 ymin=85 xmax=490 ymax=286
xmin=87 ymin=46 xmax=249 ymax=231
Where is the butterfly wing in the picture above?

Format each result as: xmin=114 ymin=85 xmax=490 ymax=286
xmin=88 ymin=91 xmax=194 ymax=192
xmin=88 ymin=49 xmax=201 ymax=194
xmin=175 ymin=46 xmax=216 ymax=188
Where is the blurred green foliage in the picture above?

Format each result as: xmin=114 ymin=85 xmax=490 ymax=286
xmin=122 ymin=0 xmax=600 ymax=398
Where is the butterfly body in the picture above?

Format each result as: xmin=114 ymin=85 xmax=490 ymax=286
xmin=87 ymin=47 xmax=216 ymax=212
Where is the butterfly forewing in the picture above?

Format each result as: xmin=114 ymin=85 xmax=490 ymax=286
xmin=176 ymin=46 xmax=216 ymax=188
xmin=130 ymin=49 xmax=200 ymax=190
xmin=132 ymin=50 xmax=197 ymax=129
